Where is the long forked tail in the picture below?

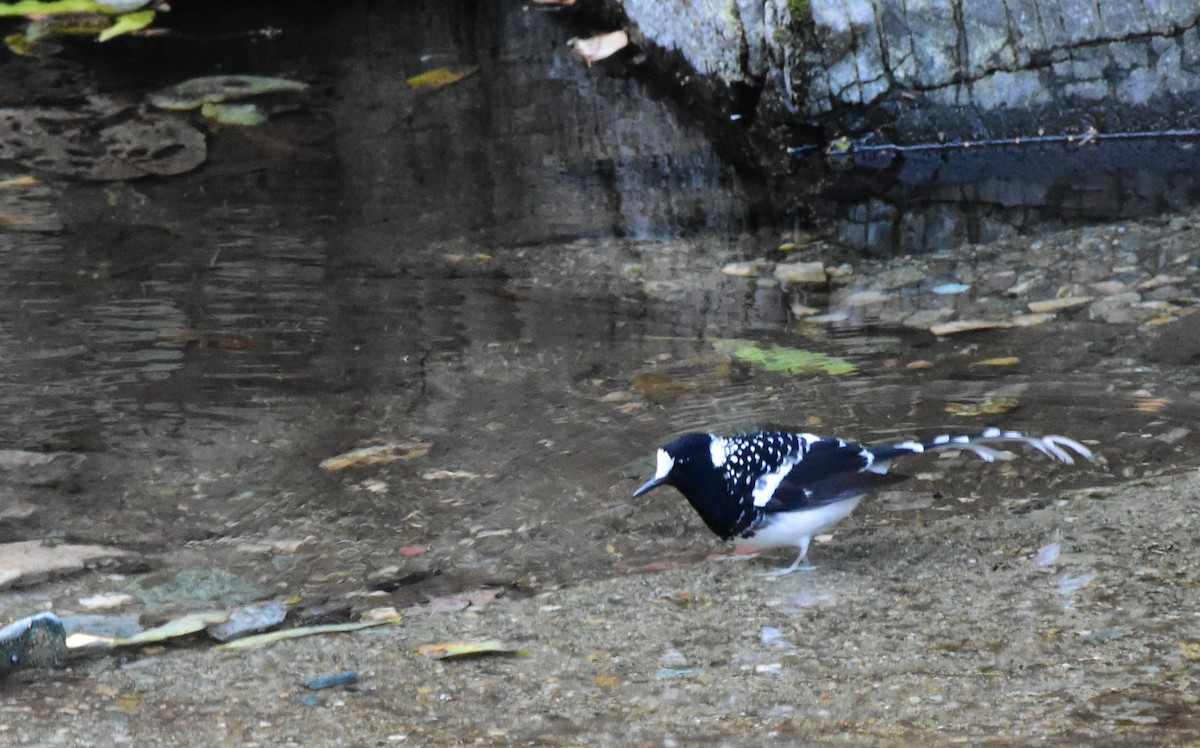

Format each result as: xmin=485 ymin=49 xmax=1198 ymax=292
xmin=864 ymin=427 xmax=1093 ymax=474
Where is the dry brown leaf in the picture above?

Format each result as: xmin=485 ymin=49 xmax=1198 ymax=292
xmin=1009 ymin=313 xmax=1056 ymax=327
xmin=406 ymin=67 xmax=478 ymax=91
xmin=319 ymin=441 xmax=431 ymax=470
xmin=417 ymin=639 xmax=522 ymax=659
xmin=1138 ymin=275 xmax=1186 ymax=290
xmin=945 ymin=396 xmax=1019 ymax=417
xmin=1134 ymin=397 xmax=1168 ymax=413
xmin=568 ymin=30 xmax=629 ymax=66
xmin=929 ymin=319 xmax=1015 ymax=336
xmin=1027 ymin=296 xmax=1092 ymax=313
xmin=970 ymin=356 xmax=1020 ymax=367
xmin=0 ymin=175 xmax=39 ymax=188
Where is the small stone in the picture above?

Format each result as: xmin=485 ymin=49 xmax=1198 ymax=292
xmin=1090 ymin=280 xmax=1127 ymax=295
xmin=1088 ymin=292 xmax=1142 ymax=324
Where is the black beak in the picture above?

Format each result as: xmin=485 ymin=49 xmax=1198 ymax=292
xmin=633 ymin=476 xmax=666 ymax=497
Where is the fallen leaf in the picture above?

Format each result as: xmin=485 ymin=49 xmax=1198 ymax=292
xmin=420 ymin=469 xmax=480 ymax=481
xmin=216 ymin=618 xmax=401 ymax=650
xmin=631 ymin=370 xmax=702 ymax=401
xmin=970 ymin=356 xmax=1020 ymax=367
xmin=774 ymin=260 xmax=827 ymax=285
xmin=361 ymin=606 xmax=401 ymax=622
xmin=568 ymin=30 xmax=628 ymax=66
xmin=945 ymin=396 xmax=1019 ymax=417
xmin=721 ymin=260 xmax=766 ymax=277
xmin=78 ymin=592 xmax=133 ymax=610
xmin=116 ymin=611 xmax=229 ymax=646
xmin=929 ymin=319 xmax=1016 ymax=336
xmin=0 ymin=0 xmax=116 ymax=17
xmin=0 ymin=500 xmax=37 ymax=519
xmin=1027 ymin=296 xmax=1092 ymax=313
xmin=731 ymin=344 xmax=856 ymax=376
xmin=96 ymin=8 xmax=153 ymax=41
xmin=1009 ymin=313 xmax=1056 ymax=327
xmin=417 ymin=639 xmax=523 ymax=659
xmin=1134 ymin=397 xmax=1168 ymax=413
xmin=399 ymin=545 xmax=429 ymax=556
xmin=406 ymin=67 xmax=478 ymax=91
xmin=200 ymin=102 xmax=267 ymax=126
xmin=147 ymin=75 xmax=309 ymax=111
xmin=320 ymin=441 xmax=431 ymax=470
xmin=1138 ymin=275 xmax=1186 ymax=290
xmin=3 ymin=32 xmax=41 ymax=56
xmin=593 ymin=674 xmax=620 ymax=687
xmin=0 ymin=175 xmax=39 ymax=188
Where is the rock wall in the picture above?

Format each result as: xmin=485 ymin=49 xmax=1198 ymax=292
xmin=616 ymin=0 xmax=1200 ymax=141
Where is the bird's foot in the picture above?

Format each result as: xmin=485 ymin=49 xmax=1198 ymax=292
xmin=761 ymin=562 xmax=817 ymax=578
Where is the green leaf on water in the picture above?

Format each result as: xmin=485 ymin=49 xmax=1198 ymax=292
xmin=200 ymin=102 xmax=267 ymax=126
xmin=0 ymin=0 xmax=113 ymax=17
xmin=732 ymin=344 xmax=857 ymax=376
xmin=406 ymin=67 xmax=478 ymax=91
xmin=96 ymin=8 xmax=153 ymax=41
xmin=146 ymin=75 xmax=310 ymax=111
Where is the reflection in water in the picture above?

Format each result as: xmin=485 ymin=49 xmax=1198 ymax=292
xmin=818 ymin=138 xmax=1200 ymax=255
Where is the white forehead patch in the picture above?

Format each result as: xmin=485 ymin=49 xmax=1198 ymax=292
xmin=709 ymin=436 xmax=728 ymax=468
xmin=653 ymin=448 xmax=675 ymax=480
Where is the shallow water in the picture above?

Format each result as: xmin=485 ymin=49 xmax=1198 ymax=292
xmin=0 ymin=0 xmax=1198 ymax=610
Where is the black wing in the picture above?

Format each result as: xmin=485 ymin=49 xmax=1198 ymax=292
xmin=757 ymin=438 xmax=903 ymax=513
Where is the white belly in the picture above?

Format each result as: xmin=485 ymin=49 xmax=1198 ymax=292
xmin=738 ymin=497 xmax=862 ymax=549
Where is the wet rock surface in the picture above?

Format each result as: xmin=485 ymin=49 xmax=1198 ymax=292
xmin=4 ymin=472 xmax=1200 ymax=744
xmin=613 ymin=0 xmax=1200 ymax=140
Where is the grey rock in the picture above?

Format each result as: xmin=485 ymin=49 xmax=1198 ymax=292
xmin=1145 ymin=312 xmax=1200 ymax=365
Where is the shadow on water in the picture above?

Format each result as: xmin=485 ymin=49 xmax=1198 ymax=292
xmin=0 ymin=0 xmax=1198 ymax=610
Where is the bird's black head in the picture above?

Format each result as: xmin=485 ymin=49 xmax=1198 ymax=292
xmin=633 ymin=433 xmax=718 ymax=497
xmin=634 ymin=432 xmax=747 ymax=539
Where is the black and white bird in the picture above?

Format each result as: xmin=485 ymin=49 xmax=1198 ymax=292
xmin=633 ymin=427 xmax=1093 ymax=576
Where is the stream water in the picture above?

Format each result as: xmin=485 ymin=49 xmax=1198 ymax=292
xmin=1 ymin=0 xmax=1198 ymax=614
